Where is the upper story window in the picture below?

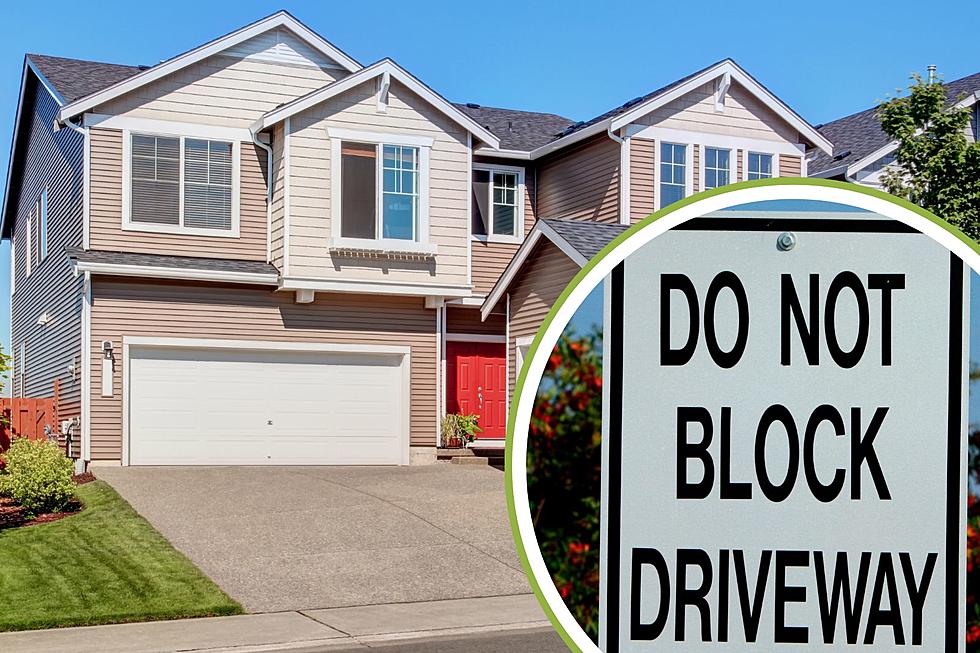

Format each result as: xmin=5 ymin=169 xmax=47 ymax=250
xmin=703 ymin=147 xmax=731 ymax=189
xmin=747 ymin=152 xmax=773 ymax=180
xmin=125 ymin=132 xmax=240 ymax=237
xmin=329 ymin=127 xmax=433 ymax=251
xmin=472 ymin=165 xmax=524 ymax=242
xmin=659 ymin=142 xmax=687 ymax=207
xmin=38 ymin=189 xmax=48 ymax=261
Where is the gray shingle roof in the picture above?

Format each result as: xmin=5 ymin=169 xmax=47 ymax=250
xmin=27 ymin=54 xmax=145 ymax=103
xmin=454 ymin=103 xmax=575 ymax=151
xmin=543 ymin=219 xmax=628 ymax=260
xmin=810 ymin=71 xmax=980 ymax=175
xmin=67 ymin=248 xmax=280 ymax=278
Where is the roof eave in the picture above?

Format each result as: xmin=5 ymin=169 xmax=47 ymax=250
xmin=55 ymin=11 xmax=362 ymax=124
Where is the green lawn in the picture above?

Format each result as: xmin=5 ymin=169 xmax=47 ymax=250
xmin=0 ymin=480 xmax=242 ymax=631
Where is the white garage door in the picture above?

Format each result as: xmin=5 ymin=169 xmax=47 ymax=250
xmin=127 ymin=345 xmax=408 ymax=465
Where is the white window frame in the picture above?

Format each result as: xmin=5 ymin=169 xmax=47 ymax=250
xmin=122 ymin=128 xmax=241 ymax=238
xmin=654 ymin=141 xmax=693 ymax=210
xmin=700 ymin=145 xmax=735 ymax=191
xmin=327 ymin=127 xmax=432 ymax=253
xmin=745 ymin=150 xmax=778 ymax=180
xmin=38 ymin=188 xmax=48 ymax=262
xmin=471 ymin=163 xmax=525 ymax=244
xmin=24 ymin=212 xmax=32 ymax=278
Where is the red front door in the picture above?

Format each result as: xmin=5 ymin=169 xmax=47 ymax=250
xmin=446 ymin=341 xmax=507 ymax=439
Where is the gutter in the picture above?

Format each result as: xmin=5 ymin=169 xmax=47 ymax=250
xmin=249 ymin=128 xmax=275 ymax=264
xmin=72 ymin=260 xmax=280 ymax=286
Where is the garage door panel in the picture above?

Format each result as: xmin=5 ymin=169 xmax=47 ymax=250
xmin=128 ymin=346 xmax=407 ymax=465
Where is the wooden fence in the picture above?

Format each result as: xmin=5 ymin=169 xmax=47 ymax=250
xmin=0 ymin=380 xmax=59 ymax=452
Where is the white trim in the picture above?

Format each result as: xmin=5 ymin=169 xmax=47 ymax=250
xmin=846 ymin=141 xmax=899 ymax=178
xmin=325 ymin=126 xmax=434 ymax=149
xmin=122 ymin=129 xmax=241 ymax=238
xmin=447 ymin=296 xmax=486 ymax=307
xmin=24 ymin=214 xmax=32 ymax=277
xmin=280 ymin=276 xmax=471 ymax=298
xmin=253 ymin=59 xmax=500 ymax=149
xmin=82 ymin=124 xmax=90 ymax=249
xmin=81 ymin=271 xmax=91 ymax=461
xmin=329 ymin=132 xmax=432 ymax=247
xmin=699 ymin=144 xmax=737 ymax=191
xmin=466 ymin=133 xmax=472 ymax=289
xmin=481 ymin=223 xmax=587 ymax=321
xmin=714 ymin=71 xmax=731 ymax=112
xmin=283 ymin=117 xmax=291 ymax=276
xmin=619 ymin=136 xmax=631 ymax=225
xmin=121 ymin=336 xmax=411 ymax=467
xmin=514 ymin=335 xmax=534 ymax=347
xmin=84 ymin=114 xmax=253 ymax=142
xmin=608 ymin=60 xmax=832 ymax=155
xmin=445 ymin=333 xmax=506 ymax=343
xmin=626 ymin=124 xmax=805 ymax=156
xmin=58 ymin=11 xmax=361 ymax=123
xmin=515 ymin=335 xmax=534 ymax=377
xmin=504 ymin=293 xmax=510 ymax=419
xmin=474 ymin=147 xmax=531 ymax=160
xmin=377 ymin=70 xmax=390 ymax=113
xmin=72 ymin=260 xmax=278 ymax=285
xmin=471 ymin=162 xmax=526 ymax=243
xmin=436 ymin=306 xmax=443 ymax=446
xmin=744 ymin=150 xmax=777 ymax=181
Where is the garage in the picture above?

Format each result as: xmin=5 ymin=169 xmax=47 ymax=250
xmin=124 ymin=340 xmax=410 ymax=465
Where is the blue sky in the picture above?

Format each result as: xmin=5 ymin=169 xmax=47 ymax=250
xmin=0 ymin=0 xmax=978 ymax=384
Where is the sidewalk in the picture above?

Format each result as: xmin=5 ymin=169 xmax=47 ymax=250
xmin=0 ymin=594 xmax=552 ymax=653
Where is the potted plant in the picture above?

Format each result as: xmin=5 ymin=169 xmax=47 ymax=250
xmin=441 ymin=413 xmax=482 ymax=448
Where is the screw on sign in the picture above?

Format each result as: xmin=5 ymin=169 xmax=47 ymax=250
xmin=599 ymin=213 xmax=968 ymax=652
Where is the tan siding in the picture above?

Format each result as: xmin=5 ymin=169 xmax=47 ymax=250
xmin=9 ymin=78 xmax=84 ymax=440
xmin=446 ymin=306 xmax=504 ymax=336
xmin=538 ymin=135 xmax=620 ymax=223
xmin=89 ymin=128 xmax=269 ymax=260
xmin=506 ymin=241 xmax=580 ymax=390
xmin=629 ymin=138 xmax=655 ymax=224
xmin=94 ymin=54 xmax=344 ymax=129
xmin=89 ymin=280 xmax=437 ymax=460
xmin=635 ymin=80 xmax=801 ymax=143
xmin=779 ymin=154 xmax=802 ymax=176
xmin=286 ymin=79 xmax=469 ymax=288
xmin=737 ymin=149 xmax=744 ymax=182
xmin=692 ymin=143 xmax=701 ymax=193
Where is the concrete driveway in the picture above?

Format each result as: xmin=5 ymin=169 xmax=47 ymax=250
xmin=95 ymin=465 xmax=530 ymax=613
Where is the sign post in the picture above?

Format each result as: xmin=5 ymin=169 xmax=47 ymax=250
xmin=599 ymin=213 xmax=968 ymax=652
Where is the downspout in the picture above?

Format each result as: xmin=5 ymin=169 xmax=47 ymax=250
xmin=250 ymin=129 xmax=274 ymax=264
xmin=607 ymin=124 xmax=629 ymax=225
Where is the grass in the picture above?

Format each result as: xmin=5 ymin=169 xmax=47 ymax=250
xmin=0 ymin=480 xmax=243 ymax=632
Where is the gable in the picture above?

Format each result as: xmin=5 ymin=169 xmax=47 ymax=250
xmin=222 ymin=26 xmax=348 ymax=71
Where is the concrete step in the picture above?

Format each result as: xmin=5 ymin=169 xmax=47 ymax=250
xmin=451 ymin=455 xmax=489 ymax=465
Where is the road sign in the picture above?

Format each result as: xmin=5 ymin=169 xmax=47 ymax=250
xmin=600 ymin=213 xmax=968 ymax=652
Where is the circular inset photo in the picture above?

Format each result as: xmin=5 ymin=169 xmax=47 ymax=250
xmin=506 ymin=180 xmax=980 ymax=652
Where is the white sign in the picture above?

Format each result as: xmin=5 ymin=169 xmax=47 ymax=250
xmin=600 ymin=214 xmax=968 ymax=652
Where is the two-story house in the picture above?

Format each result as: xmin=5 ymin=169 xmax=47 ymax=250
xmin=3 ymin=12 xmax=831 ymax=469
xmin=479 ymin=59 xmax=833 ymax=392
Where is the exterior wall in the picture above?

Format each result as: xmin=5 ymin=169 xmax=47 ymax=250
xmin=270 ymin=122 xmax=286 ymax=269
xmin=88 ymin=279 xmax=437 ymax=461
xmin=779 ymin=153 xmax=802 ymax=176
xmin=506 ymin=240 xmax=579 ymax=390
xmin=9 ymin=76 xmax=84 ymax=436
xmin=470 ymin=155 xmax=537 ymax=297
xmin=93 ymin=53 xmax=345 ymax=129
xmin=629 ymin=138 xmax=655 ymax=223
xmin=285 ymin=79 xmax=470 ymax=288
xmin=634 ymin=80 xmax=803 ymax=143
xmin=446 ymin=306 xmax=504 ymax=336
xmin=88 ymin=127 xmax=269 ymax=260
xmin=537 ymin=135 xmax=620 ymax=224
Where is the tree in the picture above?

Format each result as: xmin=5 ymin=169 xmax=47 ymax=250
xmin=878 ymin=71 xmax=980 ymax=240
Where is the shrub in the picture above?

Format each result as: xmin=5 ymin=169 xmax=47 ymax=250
xmin=440 ymin=413 xmax=482 ymax=447
xmin=0 ymin=438 xmax=75 ymax=516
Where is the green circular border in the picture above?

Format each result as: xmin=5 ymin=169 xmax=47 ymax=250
xmin=504 ymin=177 xmax=980 ymax=652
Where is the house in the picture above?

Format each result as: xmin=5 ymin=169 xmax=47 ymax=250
xmin=808 ymin=70 xmax=980 ymax=186
xmin=2 ymin=13 xmax=830 ymax=468
xmin=480 ymin=60 xmax=833 ymax=391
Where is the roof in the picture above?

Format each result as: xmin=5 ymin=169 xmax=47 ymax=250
xmin=453 ymin=104 xmax=575 ymax=151
xmin=809 ymin=70 xmax=980 ymax=176
xmin=27 ymin=54 xmax=144 ymax=103
xmin=250 ymin=59 xmax=500 ymax=148
xmin=481 ymin=218 xmax=628 ymax=320
xmin=68 ymin=248 xmax=280 ymax=284
xmin=541 ymin=219 xmax=628 ymax=260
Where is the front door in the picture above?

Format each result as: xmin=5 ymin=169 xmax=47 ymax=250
xmin=446 ymin=341 xmax=507 ymax=439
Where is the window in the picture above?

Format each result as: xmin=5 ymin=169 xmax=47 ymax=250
xmin=472 ymin=167 xmax=522 ymax=240
xmin=127 ymin=133 xmax=237 ymax=234
xmin=660 ymin=142 xmax=687 ymax=207
xmin=747 ymin=152 xmax=773 ymax=180
xmin=38 ymin=189 xmax=48 ymax=261
xmin=338 ymin=140 xmax=420 ymax=242
xmin=703 ymin=147 xmax=730 ymax=189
